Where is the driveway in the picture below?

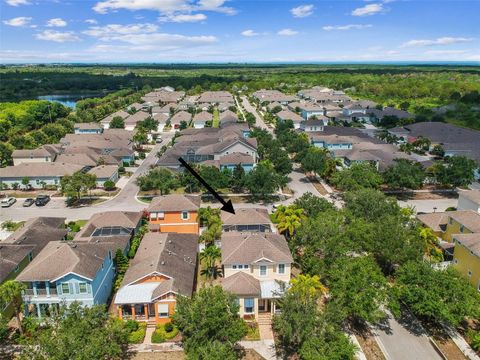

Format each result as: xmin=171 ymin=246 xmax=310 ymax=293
xmin=373 ymin=311 xmax=442 ymax=360
xmin=398 ymin=198 xmax=457 ymax=213
xmin=0 ymin=134 xmax=173 ymax=222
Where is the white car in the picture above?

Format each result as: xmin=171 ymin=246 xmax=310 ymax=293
xmin=0 ymin=197 xmax=17 ymax=208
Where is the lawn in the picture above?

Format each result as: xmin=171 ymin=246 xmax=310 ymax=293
xmin=212 ymin=108 xmax=219 ymax=128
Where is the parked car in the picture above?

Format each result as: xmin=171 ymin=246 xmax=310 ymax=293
xmin=23 ymin=198 xmax=35 ymax=207
xmin=35 ymin=195 xmax=51 ymax=206
xmin=156 ymin=137 xmax=163 ymax=144
xmin=0 ymin=197 xmax=16 ymax=208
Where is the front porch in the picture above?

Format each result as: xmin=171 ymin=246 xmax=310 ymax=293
xmin=116 ymin=301 xmax=174 ymax=324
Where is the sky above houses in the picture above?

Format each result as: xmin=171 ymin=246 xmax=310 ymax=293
xmin=0 ymin=0 xmax=479 ymax=63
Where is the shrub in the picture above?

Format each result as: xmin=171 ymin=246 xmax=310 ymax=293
xmin=103 ymin=180 xmax=116 ymax=191
xmin=155 ymin=323 xmax=179 ymax=340
xmin=124 ymin=319 xmax=139 ymax=333
xmin=67 ymin=221 xmax=81 ymax=233
xmin=139 ymin=152 xmax=146 ymax=159
xmin=469 ymin=330 xmax=480 ymax=351
xmin=151 ymin=330 xmax=165 ymax=343
xmin=164 ymin=322 xmax=174 ymax=332
xmin=128 ymin=322 xmax=146 ymax=344
xmin=118 ymin=166 xmax=125 ymax=174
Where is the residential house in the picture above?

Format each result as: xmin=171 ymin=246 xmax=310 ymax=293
xmin=202 ymin=153 xmax=256 ymax=172
xmin=196 ymin=91 xmax=234 ymax=104
xmin=170 ymin=111 xmax=192 ymax=130
xmin=147 ymin=195 xmax=201 ymax=234
xmin=192 ymin=111 xmax=212 ymax=129
xmin=276 ymin=110 xmax=304 ymax=129
xmin=0 ymin=217 xmax=67 ymax=318
xmin=100 ymin=110 xmax=130 ymax=129
xmin=152 ymin=113 xmax=170 ymax=132
xmin=452 ymin=233 xmax=480 ymax=290
xmin=252 ymin=90 xmax=298 ymax=104
xmin=220 ymin=232 xmax=293 ymax=319
xmin=87 ymin=165 xmax=119 ymax=188
xmin=457 ymin=190 xmax=480 ymax=213
xmin=417 ymin=210 xmax=480 ymax=242
xmin=299 ymin=119 xmax=326 ymax=132
xmin=17 ymin=241 xmax=118 ymax=318
xmin=221 ymin=208 xmax=273 ymax=233
xmin=124 ymin=111 xmax=151 ymax=131
xmin=297 ymin=103 xmax=325 ymax=120
xmin=219 ymin=110 xmax=239 ymax=126
xmin=74 ymin=123 xmax=103 ymax=135
xmin=114 ymin=232 xmax=197 ymax=324
xmin=12 ymin=144 xmax=61 ymax=166
xmin=0 ymin=162 xmax=85 ymax=189
xmin=367 ymin=107 xmax=413 ymax=124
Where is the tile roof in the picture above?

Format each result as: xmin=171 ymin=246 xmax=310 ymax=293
xmin=447 ymin=210 xmax=480 ymax=232
xmin=277 ymin=110 xmax=304 ymax=123
xmin=74 ymin=123 xmax=102 ymax=130
xmin=221 ymin=232 xmax=293 ymax=265
xmin=416 ymin=212 xmax=450 ymax=232
xmin=148 ymin=195 xmax=200 ymax=212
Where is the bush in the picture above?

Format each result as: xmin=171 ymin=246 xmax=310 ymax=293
xmin=118 ymin=166 xmax=125 ymax=174
xmin=151 ymin=329 xmax=166 ymax=343
xmin=128 ymin=322 xmax=146 ymax=344
xmin=139 ymin=152 xmax=146 ymax=159
xmin=154 ymin=323 xmax=179 ymax=341
xmin=164 ymin=322 xmax=174 ymax=332
xmin=67 ymin=221 xmax=80 ymax=233
xmin=103 ymin=180 xmax=116 ymax=191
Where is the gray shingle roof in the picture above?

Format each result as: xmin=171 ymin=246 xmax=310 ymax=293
xmin=221 ymin=208 xmax=271 ymax=226
xmin=221 ymin=272 xmax=261 ymax=296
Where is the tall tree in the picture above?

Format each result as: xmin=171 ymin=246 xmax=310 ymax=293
xmin=383 ymin=159 xmax=426 ymax=190
xmin=109 ymin=116 xmax=125 ymax=129
xmin=199 ymin=245 xmax=222 ymax=279
xmin=331 ymin=163 xmax=383 ymax=191
xmin=0 ymin=280 xmax=26 ymax=336
xmin=244 ymin=160 xmax=281 ymax=200
xmin=60 ymin=171 xmax=97 ymax=201
xmin=300 ymin=147 xmax=329 ymax=177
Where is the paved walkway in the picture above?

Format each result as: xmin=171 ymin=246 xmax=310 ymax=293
xmin=373 ymin=311 xmax=442 ymax=360
xmin=239 ymin=340 xmax=278 ymax=360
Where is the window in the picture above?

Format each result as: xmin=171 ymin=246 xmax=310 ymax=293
xmin=238 ymin=265 xmax=243 ymax=270
xmin=61 ymin=283 xmax=70 ymax=294
xmin=181 ymin=211 xmax=189 ymax=220
xmin=150 ymin=212 xmax=157 ymax=220
xmin=278 ymin=264 xmax=285 ymax=274
xmin=14 ymin=265 xmax=19 ymax=273
xmin=28 ymin=252 xmax=33 ymax=262
xmin=232 ymin=265 xmax=237 ymax=269
xmin=108 ymin=251 xmax=112 ymax=260
xmin=260 ymin=265 xmax=267 ymax=276
xmin=158 ymin=211 xmax=165 ymax=219
xmin=79 ymin=283 xmax=88 ymax=294
xmin=460 ymin=225 xmax=465 ymax=233
xmin=244 ymin=264 xmax=249 ymax=269
xmin=158 ymin=303 xmax=169 ymax=318
xmin=244 ymin=298 xmax=254 ymax=313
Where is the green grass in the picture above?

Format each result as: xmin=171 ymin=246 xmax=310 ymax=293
xmin=1 ymin=220 xmax=25 ymax=231
xmin=212 ymin=109 xmax=219 ymax=128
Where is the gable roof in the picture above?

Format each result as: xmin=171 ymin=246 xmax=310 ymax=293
xmin=148 ymin=195 xmax=200 ymax=212
xmin=221 ymin=232 xmax=293 ymax=265
xmin=453 ymin=233 xmax=480 ymax=258
xmin=0 ymin=244 xmax=35 ymax=283
xmin=193 ymin=111 xmax=213 ymax=122
xmin=221 ymin=208 xmax=271 ymax=226
xmin=0 ymin=162 xmax=84 ymax=178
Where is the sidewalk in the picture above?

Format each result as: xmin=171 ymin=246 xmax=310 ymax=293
xmin=442 ymin=324 xmax=480 ymax=360
xmin=239 ymin=340 xmax=278 ymax=360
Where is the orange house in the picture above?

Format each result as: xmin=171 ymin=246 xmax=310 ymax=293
xmin=114 ymin=232 xmax=198 ymax=324
xmin=147 ymin=195 xmax=200 ymax=235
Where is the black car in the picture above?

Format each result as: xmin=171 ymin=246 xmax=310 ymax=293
xmin=35 ymin=195 xmax=51 ymax=206
xmin=23 ymin=198 xmax=35 ymax=207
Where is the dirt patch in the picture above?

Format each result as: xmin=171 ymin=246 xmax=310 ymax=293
xmin=243 ymin=349 xmax=265 ymax=360
xmin=130 ymin=352 xmax=185 ymax=360
xmin=307 ymin=177 xmax=329 ymax=196
xmin=352 ymin=327 xmax=386 ymax=360
xmin=390 ymin=191 xmax=458 ymax=201
xmin=425 ymin=324 xmax=467 ymax=360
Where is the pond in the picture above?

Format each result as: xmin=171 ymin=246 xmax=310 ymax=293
xmin=37 ymin=92 xmax=107 ymax=109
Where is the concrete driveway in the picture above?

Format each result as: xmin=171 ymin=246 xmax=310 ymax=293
xmin=373 ymin=311 xmax=442 ymax=360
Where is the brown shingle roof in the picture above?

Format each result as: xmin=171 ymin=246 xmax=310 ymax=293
xmin=148 ymin=195 xmax=200 ymax=212
xmin=87 ymin=165 xmax=118 ymax=179
xmin=221 ymin=272 xmax=261 ymax=296
xmin=417 ymin=212 xmax=450 ymax=232
xmin=0 ymin=162 xmax=84 ymax=178
xmin=447 ymin=210 xmax=480 ymax=233
xmin=221 ymin=232 xmax=293 ymax=265
xmin=453 ymin=233 xmax=480 ymax=258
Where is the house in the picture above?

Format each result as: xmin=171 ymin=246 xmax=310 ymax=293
xmin=196 ymin=91 xmax=234 ymax=104
xmin=87 ymin=165 xmax=119 ymax=188
xmin=299 ymin=119 xmax=326 ymax=132
xmin=219 ymin=110 xmax=239 ymax=125
xmin=342 ymin=104 xmax=367 ymax=116
xmin=276 ymin=110 xmax=304 ymax=129
xmin=452 ymin=233 xmax=480 ymax=290
xmin=192 ymin=111 xmax=212 ymax=129
xmin=202 ymin=153 xmax=256 ymax=172
xmin=124 ymin=111 xmax=151 ymax=131
xmin=297 ymin=103 xmax=325 ymax=120
xmin=152 ymin=113 xmax=169 ymax=132
xmin=417 ymin=210 xmax=480 ymax=242
xmin=457 ymin=190 xmax=480 ymax=213
xmin=147 ymin=195 xmax=201 ymax=234
xmin=127 ymin=102 xmax=146 ymax=112
xmin=0 ymin=217 xmax=67 ymax=318
xmin=17 ymin=241 xmax=118 ymax=318
xmin=220 ymin=232 xmax=293 ymax=319
xmin=221 ymin=208 xmax=272 ymax=233
xmin=252 ymin=90 xmax=298 ymax=104
xmin=114 ymin=232 xmax=197 ymax=324
xmin=74 ymin=211 xmax=143 ymax=253
xmin=100 ymin=110 xmax=130 ymax=129
xmin=74 ymin=123 xmax=103 ymax=135
xmin=11 ymin=144 xmax=61 ymax=166
xmin=170 ymin=111 xmax=192 ymax=129
xmin=0 ymin=162 xmax=85 ymax=189
xmin=367 ymin=107 xmax=413 ymax=124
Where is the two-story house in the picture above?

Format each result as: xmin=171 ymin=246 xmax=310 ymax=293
xmin=452 ymin=233 xmax=480 ymax=290
xmin=220 ymin=232 xmax=293 ymax=320
xmin=457 ymin=190 xmax=480 ymax=213
xmin=17 ymin=241 xmax=117 ymax=318
xmin=147 ymin=195 xmax=200 ymax=234
xmin=114 ymin=232 xmax=198 ymax=324
xmin=221 ymin=208 xmax=273 ymax=233
xmin=417 ymin=210 xmax=480 ymax=242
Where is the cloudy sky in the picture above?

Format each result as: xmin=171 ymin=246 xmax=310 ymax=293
xmin=0 ymin=0 xmax=479 ymax=63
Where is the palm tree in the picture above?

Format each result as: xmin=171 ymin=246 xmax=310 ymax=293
xmin=289 ymin=274 xmax=328 ymax=303
xmin=200 ymin=245 xmax=222 ymax=280
xmin=274 ymin=205 xmax=306 ymax=238
xmin=0 ymin=280 xmax=26 ymax=336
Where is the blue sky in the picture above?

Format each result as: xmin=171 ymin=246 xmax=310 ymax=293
xmin=0 ymin=0 xmax=479 ymax=63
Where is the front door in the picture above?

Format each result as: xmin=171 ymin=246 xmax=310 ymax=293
xmin=258 ymin=299 xmax=270 ymax=313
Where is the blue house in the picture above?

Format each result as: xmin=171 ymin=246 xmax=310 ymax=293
xmin=17 ymin=241 xmax=116 ymax=317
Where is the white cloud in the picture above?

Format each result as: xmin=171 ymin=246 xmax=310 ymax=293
xmin=3 ymin=16 xmax=32 ymax=27
xmin=424 ymin=50 xmax=468 ymax=55
xmin=323 ymin=24 xmax=372 ymax=31
xmin=290 ymin=4 xmax=314 ymax=18
xmin=158 ymin=13 xmax=207 ymax=23
xmin=5 ymin=0 xmax=30 ymax=6
xmin=241 ymin=29 xmax=259 ymax=37
xmin=351 ymin=3 xmax=384 ymax=16
xmin=92 ymin=0 xmax=236 ymax=15
xmin=85 ymin=19 xmax=98 ymax=24
xmin=277 ymin=28 xmax=299 ymax=36
xmin=35 ymin=30 xmax=81 ymax=42
xmin=46 ymin=18 xmax=67 ymax=27
xmin=401 ymin=37 xmax=473 ymax=47
xmin=83 ymin=23 xmax=158 ymax=38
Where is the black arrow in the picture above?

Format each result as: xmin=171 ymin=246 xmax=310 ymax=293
xmin=178 ymin=157 xmax=235 ymax=214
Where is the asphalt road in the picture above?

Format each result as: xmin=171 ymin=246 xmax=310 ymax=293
xmin=374 ymin=311 xmax=442 ymax=360
xmin=241 ymin=96 xmax=273 ymax=134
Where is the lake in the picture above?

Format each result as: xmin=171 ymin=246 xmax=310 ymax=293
xmin=37 ymin=93 xmax=107 ymax=109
